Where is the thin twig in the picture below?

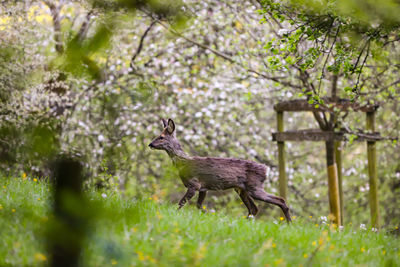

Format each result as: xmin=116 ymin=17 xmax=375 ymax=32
xmin=354 ymin=40 xmax=371 ymax=97
xmin=317 ymin=24 xmax=340 ymax=95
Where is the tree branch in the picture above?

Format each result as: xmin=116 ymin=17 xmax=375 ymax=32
xmin=155 ymin=20 xmax=302 ymax=89
xmin=77 ymin=10 xmax=93 ymax=42
xmin=130 ymin=19 xmax=158 ymax=68
xmin=44 ymin=1 xmax=64 ymax=54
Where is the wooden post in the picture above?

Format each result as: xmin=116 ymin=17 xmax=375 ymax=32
xmin=366 ymin=111 xmax=380 ymax=228
xmin=325 ymin=140 xmax=341 ymax=226
xmin=277 ymin=111 xmax=287 ymax=200
xmin=334 ymin=141 xmax=344 ymax=225
xmin=50 ymin=156 xmax=87 ymax=267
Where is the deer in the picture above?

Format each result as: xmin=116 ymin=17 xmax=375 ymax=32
xmin=148 ymin=118 xmax=292 ymax=222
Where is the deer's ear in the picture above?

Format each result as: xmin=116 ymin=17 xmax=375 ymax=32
xmin=162 ymin=118 xmax=168 ymax=128
xmin=167 ymin=118 xmax=175 ymax=134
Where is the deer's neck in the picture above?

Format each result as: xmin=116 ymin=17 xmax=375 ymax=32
xmin=165 ymin=144 xmax=189 ymax=165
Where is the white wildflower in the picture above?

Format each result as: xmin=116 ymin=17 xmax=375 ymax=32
xmin=278 ymin=28 xmax=289 ymax=35
xmin=98 ymin=134 xmax=105 ymax=142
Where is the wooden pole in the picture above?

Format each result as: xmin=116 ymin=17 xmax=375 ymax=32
xmin=277 ymin=111 xmax=287 ymax=200
xmin=325 ymin=140 xmax=341 ymax=226
xmin=366 ymin=111 xmax=380 ymax=228
xmin=334 ymin=141 xmax=344 ymax=225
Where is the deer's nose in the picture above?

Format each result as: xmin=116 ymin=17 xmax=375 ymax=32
xmin=148 ymin=143 xmax=154 ymax=148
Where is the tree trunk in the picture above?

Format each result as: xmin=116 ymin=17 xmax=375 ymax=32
xmin=325 ymin=140 xmax=341 ymax=225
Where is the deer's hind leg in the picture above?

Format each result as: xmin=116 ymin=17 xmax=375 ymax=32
xmin=196 ymin=191 xmax=207 ymax=210
xmin=235 ymin=189 xmax=259 ymax=217
xmin=249 ymin=189 xmax=291 ymax=222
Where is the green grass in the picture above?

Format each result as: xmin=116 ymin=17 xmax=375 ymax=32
xmin=0 ymin=177 xmax=399 ymax=267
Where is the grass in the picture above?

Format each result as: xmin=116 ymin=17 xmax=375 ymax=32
xmin=0 ymin=177 xmax=399 ymax=267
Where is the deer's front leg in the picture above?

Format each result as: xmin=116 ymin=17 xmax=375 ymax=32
xmin=178 ymin=187 xmax=196 ymax=210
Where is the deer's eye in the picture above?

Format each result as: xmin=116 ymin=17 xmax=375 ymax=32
xmin=159 ymin=136 xmax=164 ymax=140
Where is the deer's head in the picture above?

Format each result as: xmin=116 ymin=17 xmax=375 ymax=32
xmin=148 ymin=119 xmax=182 ymax=153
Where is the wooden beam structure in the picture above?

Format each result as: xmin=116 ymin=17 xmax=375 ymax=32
xmin=272 ymin=129 xmax=383 ymax=142
xmin=335 ymin=141 xmax=344 ymax=225
xmin=366 ymin=111 xmax=381 ymax=229
xmin=274 ymin=98 xmax=379 ymax=113
xmin=272 ymin=98 xmax=384 ymax=227
xmin=277 ymin=112 xmax=287 ymax=200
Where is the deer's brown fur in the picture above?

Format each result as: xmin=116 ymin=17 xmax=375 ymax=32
xmin=149 ymin=118 xmax=291 ymax=222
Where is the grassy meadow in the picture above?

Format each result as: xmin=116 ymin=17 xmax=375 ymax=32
xmin=0 ymin=177 xmax=399 ymax=267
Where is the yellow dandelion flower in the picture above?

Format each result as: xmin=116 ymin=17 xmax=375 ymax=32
xmin=2 ymin=185 xmax=6 ymax=189
xmin=34 ymin=253 xmax=47 ymax=262
xmin=35 ymin=14 xmax=52 ymax=24
xmin=37 ymin=198 xmax=41 ymax=201
xmin=137 ymin=252 xmax=145 ymax=261
xmin=111 ymin=259 xmax=117 ymax=265
xmin=12 ymin=209 xmax=16 ymax=213
xmin=315 ymin=224 xmax=319 ymax=227
xmin=0 ymin=204 xmax=3 ymax=210
xmin=382 ymin=250 xmax=386 ymax=255
xmin=33 ymin=178 xmax=37 ymax=182
xmin=312 ymin=241 xmax=317 ymax=246
xmin=196 ymin=244 xmax=207 ymax=260
xmin=329 ymin=244 xmax=335 ymax=251
xmin=272 ymin=243 xmax=276 ymax=248
xmin=395 ymin=226 xmax=399 ymax=230
xmin=156 ymin=211 xmax=162 ymax=219
xmin=303 ymin=254 xmax=308 ymax=258
xmin=280 ymin=217 xmax=284 ymax=221
xmin=22 ymin=173 xmax=27 ymax=179
xmin=202 ymin=205 xmax=206 ymax=210
xmin=293 ymin=216 xmax=297 ymax=219
xmin=309 ymin=215 xmax=312 ymax=218
xmin=131 ymin=227 xmax=137 ymax=233
xmin=274 ymin=258 xmax=284 ymax=265
xmin=360 ymin=247 xmax=365 ymax=253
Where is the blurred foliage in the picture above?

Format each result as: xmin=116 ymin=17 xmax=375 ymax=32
xmin=0 ymin=0 xmax=399 ymax=228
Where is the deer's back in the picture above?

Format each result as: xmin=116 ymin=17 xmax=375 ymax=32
xmin=178 ymin=157 xmax=267 ymax=190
